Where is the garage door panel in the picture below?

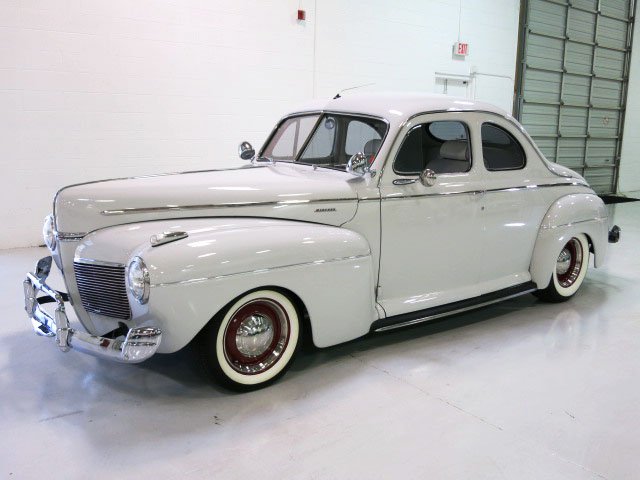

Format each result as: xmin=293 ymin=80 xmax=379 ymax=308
xmin=583 ymin=167 xmax=616 ymax=193
xmin=527 ymin=35 xmax=565 ymax=70
xmin=589 ymin=108 xmax=620 ymax=137
xmin=594 ymin=48 xmax=625 ymax=77
xmin=587 ymin=138 xmax=617 ymax=164
xmin=598 ymin=17 xmax=629 ymax=49
xmin=558 ymin=138 xmax=587 ymax=168
xmin=565 ymin=42 xmax=594 ymax=74
xmin=521 ymin=103 xmax=559 ymax=136
xmin=562 ymin=74 xmax=591 ymax=105
xmin=592 ymin=78 xmax=622 ymax=105
xmin=529 ymin=2 xmax=566 ymax=36
xmin=523 ymin=69 xmax=562 ymax=102
xmin=567 ymin=10 xmax=597 ymax=43
xmin=559 ymin=106 xmax=588 ymax=135
xmin=600 ymin=0 xmax=630 ymax=18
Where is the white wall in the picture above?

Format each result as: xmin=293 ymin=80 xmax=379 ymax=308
xmin=0 ymin=0 xmax=521 ymax=249
xmin=619 ymin=17 xmax=640 ymax=195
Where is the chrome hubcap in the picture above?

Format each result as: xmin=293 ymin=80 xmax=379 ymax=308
xmin=235 ymin=314 xmax=274 ymax=357
xmin=556 ymin=249 xmax=572 ymax=275
xmin=555 ymin=238 xmax=583 ymax=288
xmin=223 ymin=298 xmax=291 ymax=375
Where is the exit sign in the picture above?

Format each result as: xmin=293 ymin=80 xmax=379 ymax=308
xmin=454 ymin=42 xmax=469 ymax=56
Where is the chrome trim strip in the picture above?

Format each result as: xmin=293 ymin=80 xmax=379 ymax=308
xmin=74 ymin=258 xmax=126 ymax=268
xmin=52 ymin=166 xmax=267 ymax=229
xmin=541 ymin=217 xmax=606 ymax=230
xmin=381 ymin=181 xmax=588 ymax=201
xmin=100 ymin=197 xmax=357 ymax=216
xmin=56 ymin=232 xmax=86 ymax=242
xmin=151 ymin=253 xmax=371 ymax=287
xmin=374 ymin=288 xmax=537 ymax=333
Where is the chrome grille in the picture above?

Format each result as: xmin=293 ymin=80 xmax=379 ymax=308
xmin=73 ymin=261 xmax=131 ymax=320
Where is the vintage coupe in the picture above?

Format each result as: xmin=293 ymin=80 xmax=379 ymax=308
xmin=24 ymin=93 xmax=620 ymax=390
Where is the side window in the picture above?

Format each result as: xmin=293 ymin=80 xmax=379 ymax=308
xmin=481 ymin=123 xmax=526 ymax=171
xmin=394 ymin=120 xmax=471 ymax=175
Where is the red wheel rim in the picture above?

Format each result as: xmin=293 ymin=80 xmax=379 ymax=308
xmin=223 ymin=298 xmax=290 ymax=375
xmin=556 ymin=238 xmax=583 ymax=288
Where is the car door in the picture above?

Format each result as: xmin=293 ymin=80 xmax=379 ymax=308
xmin=473 ymin=115 xmax=548 ymax=291
xmin=377 ymin=113 xmax=484 ymax=318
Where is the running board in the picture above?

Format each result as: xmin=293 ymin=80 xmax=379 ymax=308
xmin=372 ymin=281 xmax=538 ymax=333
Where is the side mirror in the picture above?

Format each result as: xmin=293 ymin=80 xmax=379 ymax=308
xmin=346 ymin=152 xmax=372 ymax=177
xmin=419 ymin=168 xmax=437 ymax=187
xmin=238 ymin=141 xmax=255 ymax=160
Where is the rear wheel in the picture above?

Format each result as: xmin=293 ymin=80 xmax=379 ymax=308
xmin=535 ymin=234 xmax=590 ymax=303
xmin=198 ymin=289 xmax=301 ymax=391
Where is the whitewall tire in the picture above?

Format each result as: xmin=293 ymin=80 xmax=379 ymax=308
xmin=198 ymin=289 xmax=301 ymax=390
xmin=535 ymin=233 xmax=590 ymax=303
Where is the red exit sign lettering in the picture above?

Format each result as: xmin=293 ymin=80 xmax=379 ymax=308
xmin=454 ymin=42 xmax=469 ymax=56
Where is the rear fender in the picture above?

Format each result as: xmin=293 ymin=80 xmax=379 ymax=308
xmin=530 ymin=194 xmax=608 ymax=288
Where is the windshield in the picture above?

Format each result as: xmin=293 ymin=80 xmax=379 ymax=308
xmin=262 ymin=113 xmax=388 ymax=169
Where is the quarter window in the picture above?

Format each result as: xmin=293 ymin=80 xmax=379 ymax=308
xmin=481 ymin=123 xmax=526 ymax=171
xmin=394 ymin=120 xmax=471 ymax=175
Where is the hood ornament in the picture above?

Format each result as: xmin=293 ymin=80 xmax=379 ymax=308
xmin=150 ymin=231 xmax=189 ymax=247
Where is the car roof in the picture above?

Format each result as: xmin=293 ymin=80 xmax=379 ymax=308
xmin=288 ymin=92 xmax=512 ymax=124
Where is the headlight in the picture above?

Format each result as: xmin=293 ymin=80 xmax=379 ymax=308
xmin=127 ymin=257 xmax=150 ymax=304
xmin=42 ymin=214 xmax=56 ymax=251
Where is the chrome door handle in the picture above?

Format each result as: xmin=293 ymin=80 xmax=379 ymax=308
xmin=393 ymin=178 xmax=417 ymax=186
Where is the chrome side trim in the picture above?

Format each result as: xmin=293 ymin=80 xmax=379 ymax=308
xmin=374 ymin=287 xmax=537 ymax=333
xmin=52 ymin=166 xmax=267 ymax=229
xmin=100 ymin=197 xmax=357 ymax=216
xmin=540 ymin=217 xmax=606 ymax=230
xmin=151 ymin=253 xmax=371 ymax=287
xmin=382 ymin=181 xmax=588 ymax=201
xmin=56 ymin=232 xmax=86 ymax=242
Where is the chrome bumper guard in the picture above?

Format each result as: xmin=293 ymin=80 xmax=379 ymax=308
xmin=23 ymin=256 xmax=162 ymax=363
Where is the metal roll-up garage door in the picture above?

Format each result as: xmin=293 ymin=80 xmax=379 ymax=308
xmin=514 ymin=0 xmax=636 ymax=193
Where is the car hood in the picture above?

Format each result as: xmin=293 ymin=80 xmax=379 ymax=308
xmin=54 ymin=163 xmax=361 ymax=235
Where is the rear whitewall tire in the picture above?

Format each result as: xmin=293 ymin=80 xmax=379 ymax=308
xmin=535 ymin=233 xmax=590 ymax=303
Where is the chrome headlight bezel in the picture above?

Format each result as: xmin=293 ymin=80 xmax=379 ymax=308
xmin=127 ymin=256 xmax=150 ymax=305
xmin=42 ymin=214 xmax=56 ymax=251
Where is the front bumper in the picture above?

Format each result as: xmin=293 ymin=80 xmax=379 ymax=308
xmin=23 ymin=256 xmax=162 ymax=363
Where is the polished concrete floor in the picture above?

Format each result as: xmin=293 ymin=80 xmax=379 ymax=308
xmin=1 ymin=202 xmax=638 ymax=479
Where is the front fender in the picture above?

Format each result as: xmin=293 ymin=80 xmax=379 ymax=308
xmin=530 ymin=193 xmax=608 ymax=288
xmin=78 ymin=218 xmax=376 ymax=352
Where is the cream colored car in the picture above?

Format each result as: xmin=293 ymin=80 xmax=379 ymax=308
xmin=24 ymin=93 xmax=620 ymax=390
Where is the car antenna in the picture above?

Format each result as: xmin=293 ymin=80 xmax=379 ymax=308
xmin=333 ymin=82 xmax=375 ymax=99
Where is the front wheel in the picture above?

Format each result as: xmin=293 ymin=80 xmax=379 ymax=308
xmin=197 ymin=289 xmax=301 ymax=391
xmin=535 ymin=233 xmax=590 ymax=303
